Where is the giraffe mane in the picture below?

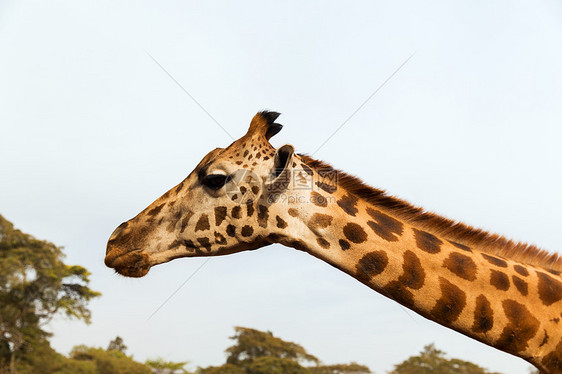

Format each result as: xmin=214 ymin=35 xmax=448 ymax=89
xmin=299 ymin=154 xmax=562 ymax=273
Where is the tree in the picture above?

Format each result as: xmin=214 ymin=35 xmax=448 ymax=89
xmin=12 ymin=340 xmax=96 ymax=374
xmin=70 ymin=345 xmax=151 ymax=374
xmin=225 ymin=327 xmax=319 ymax=367
xmin=0 ymin=214 xmax=101 ymax=372
xmin=107 ymin=337 xmax=127 ymax=354
xmin=197 ymin=327 xmax=372 ymax=374
xmin=145 ymin=357 xmax=190 ymax=374
xmin=389 ymin=343 xmax=501 ymax=374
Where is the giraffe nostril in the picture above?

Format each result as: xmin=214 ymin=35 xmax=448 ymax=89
xmin=109 ymin=222 xmax=128 ymax=241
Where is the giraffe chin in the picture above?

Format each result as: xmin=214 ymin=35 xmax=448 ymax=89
xmin=106 ymin=251 xmax=152 ymax=278
xmin=113 ymin=263 xmax=151 ymax=278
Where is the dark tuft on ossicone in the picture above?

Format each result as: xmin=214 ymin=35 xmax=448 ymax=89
xmin=259 ymin=111 xmax=283 ymax=139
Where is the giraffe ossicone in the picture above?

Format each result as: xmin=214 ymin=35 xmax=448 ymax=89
xmin=105 ymin=111 xmax=562 ymax=374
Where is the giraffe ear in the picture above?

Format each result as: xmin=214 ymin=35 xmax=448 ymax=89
xmin=266 ymin=144 xmax=294 ymax=193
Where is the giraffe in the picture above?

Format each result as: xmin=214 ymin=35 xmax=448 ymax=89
xmin=105 ymin=111 xmax=562 ymax=373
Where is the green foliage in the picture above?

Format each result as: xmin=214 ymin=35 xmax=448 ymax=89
xmin=197 ymin=363 xmax=245 ymax=374
xmin=0 ymin=214 xmax=101 ymax=372
xmin=309 ymin=363 xmax=371 ymax=374
xmin=70 ymin=345 xmax=151 ymax=374
xmin=8 ymin=339 xmax=95 ymax=374
xmin=225 ymin=327 xmax=319 ymax=366
xmin=107 ymin=337 xmax=127 ymax=354
xmin=389 ymin=343 xmax=501 ymax=374
xmin=145 ymin=357 xmax=190 ymax=373
xmin=246 ymin=356 xmax=309 ymax=374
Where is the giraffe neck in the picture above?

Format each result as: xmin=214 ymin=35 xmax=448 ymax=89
xmin=279 ymin=168 xmax=562 ymax=373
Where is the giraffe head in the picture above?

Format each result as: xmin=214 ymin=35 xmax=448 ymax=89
xmin=105 ymin=111 xmax=319 ymax=277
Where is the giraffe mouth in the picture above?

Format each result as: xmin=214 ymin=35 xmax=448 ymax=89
xmin=105 ymin=248 xmax=152 ymax=278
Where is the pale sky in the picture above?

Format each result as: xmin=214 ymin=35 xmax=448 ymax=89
xmin=1 ymin=1 xmax=562 ymax=373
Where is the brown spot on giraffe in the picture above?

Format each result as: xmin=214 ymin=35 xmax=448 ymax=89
xmin=490 ymin=270 xmax=510 ymax=291
xmin=231 ymin=206 xmax=242 ymax=219
xmin=301 ymin=163 xmax=313 ymax=176
xmin=385 ymin=280 xmax=415 ymax=308
xmin=311 ymin=191 xmax=328 ymax=207
xmin=537 ymin=271 xmax=562 ymax=306
xmin=481 ymin=253 xmax=508 ymax=268
xmin=542 ymin=339 xmax=562 ymax=373
xmin=399 ymin=251 xmax=425 ymax=289
xmin=241 ymin=225 xmax=254 ymax=237
xmin=197 ymin=237 xmax=212 ymax=251
xmin=343 ymin=223 xmax=367 ymax=244
xmin=496 ymin=299 xmax=540 ymax=353
xmin=147 ymin=204 xmax=164 ymax=217
xmin=195 ymin=214 xmax=210 ymax=232
xmin=315 ymin=181 xmax=337 ymax=194
xmin=276 ymin=216 xmax=288 ymax=229
xmin=226 ymin=224 xmax=236 ymax=237
xmin=472 ymin=294 xmax=494 ymax=333
xmin=214 ymin=206 xmax=227 ymax=226
xmin=175 ymin=182 xmax=184 ymax=194
xmin=443 ymin=252 xmax=477 ymax=281
xmin=316 ymin=237 xmax=330 ymax=249
xmin=514 ymin=264 xmax=529 ymax=277
xmin=257 ymin=205 xmax=269 ymax=228
xmin=448 ymin=240 xmax=472 ymax=252
xmin=512 ymin=275 xmax=529 ymax=296
xmin=356 ymin=251 xmax=388 ymax=282
xmin=168 ymin=240 xmax=181 ymax=250
xmin=181 ymin=239 xmax=196 ymax=251
xmin=337 ymin=194 xmax=359 ymax=216
xmin=431 ymin=277 xmax=466 ymax=324
xmin=309 ymin=213 xmax=333 ymax=230
xmin=413 ymin=228 xmax=442 ymax=254
xmin=339 ymin=239 xmax=350 ymax=250
xmin=365 ymin=208 xmax=404 ymax=242
xmin=247 ymin=204 xmax=254 ymax=217
xmin=288 ymin=208 xmax=299 ymax=217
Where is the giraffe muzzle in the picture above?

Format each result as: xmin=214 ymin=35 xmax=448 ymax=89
xmin=105 ymin=221 xmax=152 ymax=277
xmin=105 ymin=247 xmax=152 ymax=278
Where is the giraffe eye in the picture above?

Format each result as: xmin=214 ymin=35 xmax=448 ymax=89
xmin=202 ymin=174 xmax=230 ymax=190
